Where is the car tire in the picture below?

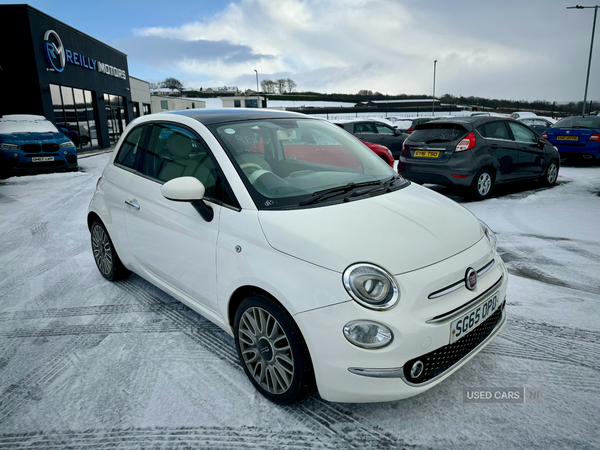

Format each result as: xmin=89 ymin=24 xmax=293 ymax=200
xmin=471 ymin=168 xmax=494 ymax=200
xmin=540 ymin=160 xmax=559 ymax=186
xmin=234 ymin=296 xmax=316 ymax=404
xmin=80 ymin=136 xmax=90 ymax=146
xmin=90 ymin=220 xmax=131 ymax=281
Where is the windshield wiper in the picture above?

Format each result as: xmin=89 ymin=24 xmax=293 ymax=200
xmin=348 ymin=175 xmax=405 ymax=198
xmin=299 ymin=180 xmax=383 ymax=206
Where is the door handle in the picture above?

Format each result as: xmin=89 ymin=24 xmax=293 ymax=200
xmin=490 ymin=144 xmax=498 ymax=149
xmin=125 ymin=200 xmax=140 ymax=210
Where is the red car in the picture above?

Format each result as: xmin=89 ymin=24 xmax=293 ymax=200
xmin=361 ymin=140 xmax=394 ymax=167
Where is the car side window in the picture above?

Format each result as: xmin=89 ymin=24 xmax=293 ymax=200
xmin=114 ymin=125 xmax=147 ymax=169
xmin=354 ymin=122 xmax=376 ymax=134
xmin=374 ymin=123 xmax=395 ymax=135
xmin=507 ymin=122 xmax=537 ymax=143
xmin=140 ymin=123 xmax=220 ymax=199
xmin=477 ymin=122 xmax=510 ymax=140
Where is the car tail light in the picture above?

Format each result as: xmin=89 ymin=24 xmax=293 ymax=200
xmin=406 ymin=128 xmax=414 ymax=134
xmin=455 ymin=132 xmax=476 ymax=152
xmin=541 ymin=132 xmax=548 ymax=140
xmin=590 ymin=134 xmax=600 ymax=141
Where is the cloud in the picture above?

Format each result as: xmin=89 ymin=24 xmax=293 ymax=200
xmin=122 ymin=0 xmax=598 ymax=101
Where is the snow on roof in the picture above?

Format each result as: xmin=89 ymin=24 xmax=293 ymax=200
xmin=0 ymin=115 xmax=59 ymax=134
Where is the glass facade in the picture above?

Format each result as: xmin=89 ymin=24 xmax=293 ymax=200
xmin=104 ymin=93 xmax=127 ymax=146
xmin=50 ymin=84 xmax=98 ymax=149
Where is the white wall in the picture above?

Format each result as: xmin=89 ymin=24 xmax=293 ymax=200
xmin=129 ymin=77 xmax=152 ymax=116
xmin=150 ymin=96 xmax=206 ymax=113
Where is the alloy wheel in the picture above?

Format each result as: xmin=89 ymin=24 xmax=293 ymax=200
xmin=547 ymin=163 xmax=558 ymax=184
xmin=477 ymin=172 xmax=492 ymax=196
xmin=238 ymin=306 xmax=295 ymax=395
xmin=91 ymin=224 xmax=113 ymax=276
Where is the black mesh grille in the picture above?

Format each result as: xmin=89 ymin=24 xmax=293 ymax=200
xmin=42 ymin=143 xmax=59 ymax=152
xmin=404 ymin=303 xmax=504 ymax=384
xmin=21 ymin=144 xmax=41 ymax=153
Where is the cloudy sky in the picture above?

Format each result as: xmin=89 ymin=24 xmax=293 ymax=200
xmin=7 ymin=0 xmax=599 ymax=102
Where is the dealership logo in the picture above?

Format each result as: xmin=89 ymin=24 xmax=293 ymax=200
xmin=42 ymin=30 xmax=127 ymax=80
xmin=44 ymin=30 xmax=65 ymax=72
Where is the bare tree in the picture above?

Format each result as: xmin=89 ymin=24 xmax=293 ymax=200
xmin=286 ymin=78 xmax=297 ymax=93
xmin=260 ymin=79 xmax=277 ymax=93
xmin=149 ymin=82 xmax=160 ymax=90
xmin=161 ymin=77 xmax=184 ymax=92
xmin=276 ymin=78 xmax=287 ymax=94
xmin=358 ymin=90 xmax=373 ymax=96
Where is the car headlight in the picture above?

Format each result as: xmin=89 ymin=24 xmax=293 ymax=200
xmin=0 ymin=143 xmax=20 ymax=150
xmin=343 ymin=320 xmax=393 ymax=349
xmin=343 ymin=263 xmax=399 ymax=310
xmin=479 ymin=219 xmax=497 ymax=252
xmin=59 ymin=141 xmax=75 ymax=149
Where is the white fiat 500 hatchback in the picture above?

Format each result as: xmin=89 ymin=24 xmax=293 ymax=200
xmin=88 ymin=109 xmax=507 ymax=404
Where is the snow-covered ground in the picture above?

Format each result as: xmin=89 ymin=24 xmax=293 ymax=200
xmin=0 ymin=154 xmax=599 ymax=449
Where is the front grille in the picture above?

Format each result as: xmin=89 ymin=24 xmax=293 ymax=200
xmin=20 ymin=160 xmax=66 ymax=168
xmin=42 ymin=143 xmax=59 ymax=152
xmin=21 ymin=144 xmax=41 ymax=153
xmin=404 ymin=303 xmax=504 ymax=385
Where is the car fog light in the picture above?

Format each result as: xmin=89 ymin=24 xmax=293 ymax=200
xmin=343 ymin=320 xmax=393 ymax=349
xmin=63 ymin=150 xmax=68 ymax=155
xmin=411 ymin=360 xmax=424 ymax=378
xmin=13 ymin=153 xmax=19 ymax=158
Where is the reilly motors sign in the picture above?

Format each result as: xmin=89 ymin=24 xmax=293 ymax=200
xmin=43 ymin=30 xmax=127 ymax=80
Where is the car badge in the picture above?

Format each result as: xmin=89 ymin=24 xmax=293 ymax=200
xmin=465 ymin=267 xmax=477 ymax=290
xmin=566 ymin=131 xmax=570 ymax=134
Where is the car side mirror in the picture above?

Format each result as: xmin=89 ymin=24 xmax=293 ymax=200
xmin=536 ymin=138 xmax=546 ymax=149
xmin=394 ymin=128 xmax=402 ymax=135
xmin=161 ymin=177 xmax=214 ymax=222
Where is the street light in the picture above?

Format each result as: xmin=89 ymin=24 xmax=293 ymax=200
xmin=432 ymin=60 xmax=437 ymax=114
xmin=567 ymin=5 xmax=599 ymax=116
xmin=254 ymin=69 xmax=259 ymax=93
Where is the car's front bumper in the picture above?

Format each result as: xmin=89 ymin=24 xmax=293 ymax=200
xmin=294 ymin=238 xmax=508 ymax=403
xmin=0 ymin=151 xmax=78 ymax=172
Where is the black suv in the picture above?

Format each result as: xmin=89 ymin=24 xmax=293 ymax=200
xmin=398 ymin=117 xmax=560 ymax=199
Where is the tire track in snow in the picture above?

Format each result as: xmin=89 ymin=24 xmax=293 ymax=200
xmin=0 ymin=426 xmax=332 ymax=450
xmin=0 ymin=321 xmax=181 ymax=339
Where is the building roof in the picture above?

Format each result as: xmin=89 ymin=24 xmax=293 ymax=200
xmin=164 ymin=108 xmax=309 ymax=126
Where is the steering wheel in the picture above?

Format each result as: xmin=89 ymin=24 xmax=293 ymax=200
xmin=239 ymin=163 xmax=264 ymax=172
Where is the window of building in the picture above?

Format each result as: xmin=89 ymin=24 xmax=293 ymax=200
xmin=161 ymin=100 xmax=168 ymax=110
xmin=142 ymin=103 xmax=151 ymax=115
xmin=104 ymin=93 xmax=127 ymax=146
xmin=245 ymin=99 xmax=258 ymax=108
xmin=50 ymin=84 xmax=98 ymax=149
xmin=234 ymin=100 xmax=241 ymax=108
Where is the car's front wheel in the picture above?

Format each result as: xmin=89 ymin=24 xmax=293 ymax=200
xmin=90 ymin=220 xmax=131 ymax=281
xmin=234 ymin=296 xmax=316 ymax=404
xmin=541 ymin=160 xmax=559 ymax=186
xmin=471 ymin=168 xmax=494 ymax=200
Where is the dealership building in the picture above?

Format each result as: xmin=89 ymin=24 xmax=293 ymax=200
xmin=0 ymin=4 xmax=152 ymax=150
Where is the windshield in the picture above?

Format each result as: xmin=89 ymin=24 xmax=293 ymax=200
xmin=208 ymin=118 xmax=406 ymax=209
xmin=409 ymin=123 xmax=468 ymax=144
xmin=552 ymin=117 xmax=600 ymax=129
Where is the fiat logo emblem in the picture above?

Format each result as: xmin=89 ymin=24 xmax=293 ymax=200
xmin=465 ymin=267 xmax=477 ymax=290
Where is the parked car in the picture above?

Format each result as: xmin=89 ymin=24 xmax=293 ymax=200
xmin=59 ymin=126 xmax=81 ymax=147
xmin=399 ymin=116 xmax=560 ymax=200
xmin=518 ymin=117 xmax=553 ymax=135
xmin=88 ymin=109 xmax=508 ymax=404
xmin=510 ymin=111 xmax=537 ymax=120
xmin=542 ymin=115 xmax=600 ymax=161
xmin=405 ymin=117 xmax=438 ymax=134
xmin=0 ymin=115 xmax=78 ymax=174
xmin=333 ymin=119 xmax=408 ymax=159
xmin=361 ymin=140 xmax=394 ymax=167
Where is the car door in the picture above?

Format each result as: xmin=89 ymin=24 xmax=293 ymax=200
xmin=123 ymin=122 xmax=223 ymax=314
xmin=507 ymin=121 xmax=545 ymax=177
xmin=476 ymin=121 xmax=520 ymax=181
xmin=373 ymin=122 xmax=405 ymax=157
xmin=352 ymin=122 xmax=379 ymax=144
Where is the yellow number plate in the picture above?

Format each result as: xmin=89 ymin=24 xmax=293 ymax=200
xmin=557 ymin=136 xmax=578 ymax=141
xmin=414 ymin=150 xmax=440 ymax=158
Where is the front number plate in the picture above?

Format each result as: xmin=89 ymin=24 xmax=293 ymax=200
xmin=450 ymin=293 xmax=499 ymax=343
xmin=414 ymin=150 xmax=440 ymax=158
xmin=32 ymin=156 xmax=55 ymax=162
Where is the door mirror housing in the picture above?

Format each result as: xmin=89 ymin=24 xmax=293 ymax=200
xmin=161 ymin=176 xmax=205 ymax=202
xmin=536 ymin=138 xmax=546 ymax=149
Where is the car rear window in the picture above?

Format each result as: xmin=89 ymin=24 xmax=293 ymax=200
xmin=409 ymin=123 xmax=468 ymax=144
xmin=553 ymin=117 xmax=600 ymax=129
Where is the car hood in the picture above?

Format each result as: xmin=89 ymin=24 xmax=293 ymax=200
xmin=258 ymin=184 xmax=483 ymax=274
xmin=0 ymin=131 xmax=68 ymax=144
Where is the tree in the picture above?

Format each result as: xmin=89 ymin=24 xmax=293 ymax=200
xmin=276 ymin=78 xmax=287 ymax=94
xmin=285 ymin=78 xmax=297 ymax=93
xmin=358 ymin=90 xmax=373 ymax=96
xmin=149 ymin=82 xmax=160 ymax=90
xmin=161 ymin=77 xmax=184 ymax=92
xmin=260 ymin=79 xmax=277 ymax=93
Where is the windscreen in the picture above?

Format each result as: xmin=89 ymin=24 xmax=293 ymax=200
xmin=552 ymin=117 xmax=600 ymax=129
xmin=409 ymin=123 xmax=468 ymax=144
xmin=208 ymin=118 xmax=406 ymax=209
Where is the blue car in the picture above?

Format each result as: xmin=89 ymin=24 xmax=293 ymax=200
xmin=0 ymin=115 xmax=78 ymax=174
xmin=542 ymin=115 xmax=600 ymax=160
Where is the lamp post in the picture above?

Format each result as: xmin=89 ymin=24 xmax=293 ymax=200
xmin=567 ymin=5 xmax=599 ymax=116
xmin=254 ymin=69 xmax=259 ymax=94
xmin=432 ymin=60 xmax=437 ymax=115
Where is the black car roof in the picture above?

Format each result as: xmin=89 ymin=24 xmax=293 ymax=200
xmin=420 ymin=116 xmax=506 ymax=125
xmin=165 ymin=108 xmax=311 ymax=125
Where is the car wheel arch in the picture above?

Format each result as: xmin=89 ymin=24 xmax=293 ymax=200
xmin=228 ymin=285 xmax=285 ymax=329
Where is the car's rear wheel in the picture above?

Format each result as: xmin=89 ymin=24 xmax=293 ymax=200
xmin=234 ymin=296 xmax=316 ymax=404
xmin=471 ymin=168 xmax=494 ymax=200
xmin=541 ymin=160 xmax=559 ymax=186
xmin=90 ymin=220 xmax=131 ymax=281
